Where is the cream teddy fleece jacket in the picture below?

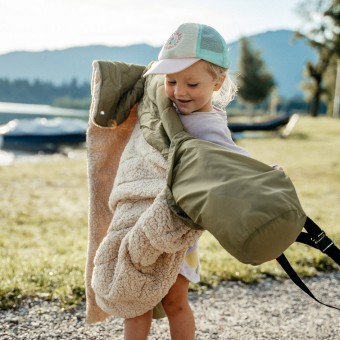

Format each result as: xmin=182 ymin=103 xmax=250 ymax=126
xmin=91 ymin=123 xmax=201 ymax=319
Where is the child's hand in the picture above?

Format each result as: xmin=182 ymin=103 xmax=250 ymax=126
xmin=272 ymin=164 xmax=284 ymax=171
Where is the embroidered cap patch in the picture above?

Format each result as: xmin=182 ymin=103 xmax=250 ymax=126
xmin=165 ymin=31 xmax=183 ymax=50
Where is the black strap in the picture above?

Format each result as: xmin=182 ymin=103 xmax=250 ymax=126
xmin=297 ymin=217 xmax=340 ymax=265
xmin=277 ymin=254 xmax=339 ymax=310
xmin=276 ymin=217 xmax=340 ymax=311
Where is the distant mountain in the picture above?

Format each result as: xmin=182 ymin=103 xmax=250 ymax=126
xmin=0 ymin=44 xmax=159 ymax=85
xmin=0 ymin=30 xmax=316 ymax=98
xmin=227 ymin=30 xmax=317 ymax=98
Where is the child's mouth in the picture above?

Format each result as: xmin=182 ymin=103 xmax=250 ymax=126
xmin=177 ymin=99 xmax=191 ymax=104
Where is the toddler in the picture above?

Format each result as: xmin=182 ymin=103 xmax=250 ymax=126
xmin=124 ymin=22 xmax=250 ymax=340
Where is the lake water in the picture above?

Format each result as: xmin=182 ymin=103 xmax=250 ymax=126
xmin=0 ymin=102 xmax=89 ymax=164
xmin=0 ymin=102 xmax=89 ymax=124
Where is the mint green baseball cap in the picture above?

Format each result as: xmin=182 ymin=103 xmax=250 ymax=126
xmin=144 ymin=23 xmax=230 ymax=76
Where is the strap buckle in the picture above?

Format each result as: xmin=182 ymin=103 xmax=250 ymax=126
xmin=312 ymin=231 xmax=334 ymax=252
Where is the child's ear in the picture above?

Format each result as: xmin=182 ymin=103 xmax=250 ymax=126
xmin=214 ymin=73 xmax=226 ymax=91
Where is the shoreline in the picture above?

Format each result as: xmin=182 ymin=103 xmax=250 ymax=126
xmin=0 ymin=148 xmax=86 ymax=166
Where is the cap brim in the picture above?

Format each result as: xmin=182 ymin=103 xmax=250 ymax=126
xmin=144 ymin=58 xmax=200 ymax=77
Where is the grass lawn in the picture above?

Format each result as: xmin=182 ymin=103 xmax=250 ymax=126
xmin=0 ymin=116 xmax=339 ymax=309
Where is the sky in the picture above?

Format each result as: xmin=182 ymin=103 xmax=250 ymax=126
xmin=0 ymin=0 xmax=305 ymax=55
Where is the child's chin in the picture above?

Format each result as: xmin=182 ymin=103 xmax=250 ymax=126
xmin=179 ymin=110 xmax=193 ymax=115
xmin=176 ymin=106 xmax=193 ymax=115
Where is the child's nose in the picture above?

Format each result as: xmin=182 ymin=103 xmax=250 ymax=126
xmin=174 ymin=85 xmax=186 ymax=97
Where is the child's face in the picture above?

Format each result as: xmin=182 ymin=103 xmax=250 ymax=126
xmin=164 ymin=60 xmax=223 ymax=115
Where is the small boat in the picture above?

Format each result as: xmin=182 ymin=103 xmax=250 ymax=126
xmin=228 ymin=114 xmax=291 ymax=133
xmin=0 ymin=117 xmax=88 ymax=152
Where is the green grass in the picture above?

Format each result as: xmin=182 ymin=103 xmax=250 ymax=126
xmin=1 ymin=116 xmax=340 ymax=309
xmin=0 ymin=157 xmax=88 ymax=309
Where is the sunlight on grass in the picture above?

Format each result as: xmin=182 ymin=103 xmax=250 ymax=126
xmin=0 ymin=158 xmax=88 ymax=308
xmin=0 ymin=116 xmax=339 ymax=308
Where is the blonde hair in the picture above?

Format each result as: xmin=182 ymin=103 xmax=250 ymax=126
xmin=205 ymin=62 xmax=237 ymax=110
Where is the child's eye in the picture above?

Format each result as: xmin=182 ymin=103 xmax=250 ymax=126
xmin=188 ymin=83 xmax=198 ymax=88
xmin=166 ymin=80 xmax=176 ymax=85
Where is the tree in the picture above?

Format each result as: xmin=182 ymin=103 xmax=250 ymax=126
xmin=0 ymin=78 xmax=90 ymax=106
xmin=325 ymin=0 xmax=340 ymax=117
xmin=237 ymin=38 xmax=275 ymax=111
xmin=295 ymin=0 xmax=340 ymax=116
xmin=323 ymin=54 xmax=339 ymax=115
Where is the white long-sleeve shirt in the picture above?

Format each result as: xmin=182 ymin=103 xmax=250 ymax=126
xmin=178 ymin=109 xmax=251 ymax=157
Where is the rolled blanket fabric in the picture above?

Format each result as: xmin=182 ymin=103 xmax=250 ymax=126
xmin=92 ymin=124 xmax=202 ymax=319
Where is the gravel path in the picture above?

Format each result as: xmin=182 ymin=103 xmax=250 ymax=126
xmin=1 ymin=271 xmax=339 ymax=339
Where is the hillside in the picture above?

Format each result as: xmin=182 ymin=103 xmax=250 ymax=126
xmin=0 ymin=30 xmax=316 ymax=98
xmin=227 ymin=30 xmax=317 ymax=98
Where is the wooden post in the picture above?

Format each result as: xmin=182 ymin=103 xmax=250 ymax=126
xmin=333 ymin=59 xmax=340 ymax=118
